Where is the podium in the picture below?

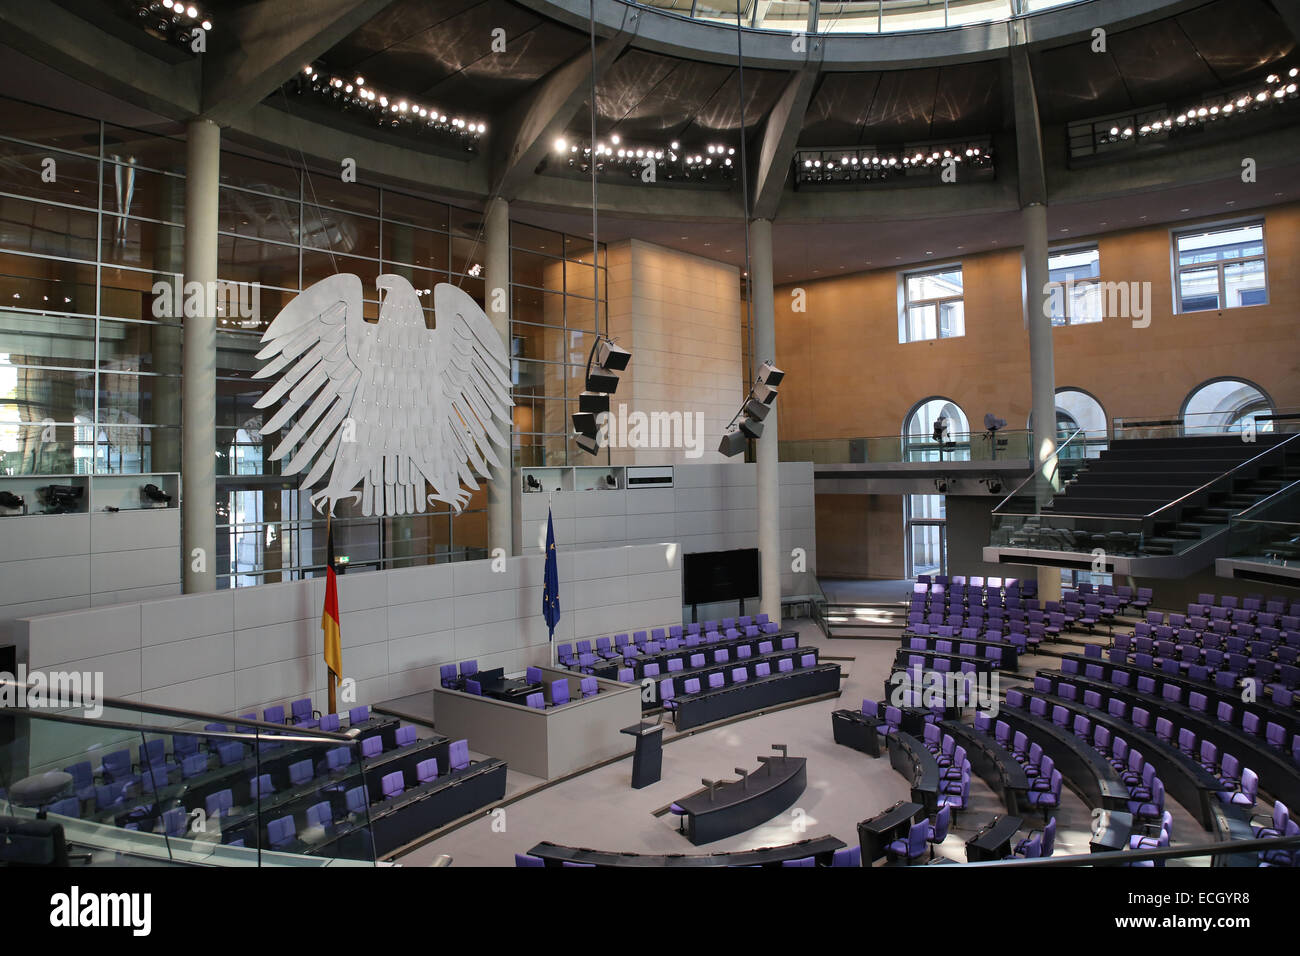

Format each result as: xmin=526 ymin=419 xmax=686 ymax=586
xmin=620 ymin=722 xmax=664 ymax=789
xmin=831 ymin=710 xmax=881 ymax=757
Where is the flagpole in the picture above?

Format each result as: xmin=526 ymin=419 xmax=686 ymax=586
xmin=326 ymin=512 xmax=337 ymax=716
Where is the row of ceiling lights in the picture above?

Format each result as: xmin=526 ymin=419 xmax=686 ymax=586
xmin=298 ymin=66 xmax=487 ymax=145
xmin=794 ymin=142 xmax=993 ymax=183
xmin=551 ymin=135 xmax=737 ymax=181
xmin=131 ymin=1 xmax=212 ymax=47
xmin=1102 ymin=68 xmax=1299 ymax=141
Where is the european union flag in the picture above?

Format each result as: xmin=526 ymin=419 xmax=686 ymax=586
xmin=542 ymin=507 xmax=560 ymax=641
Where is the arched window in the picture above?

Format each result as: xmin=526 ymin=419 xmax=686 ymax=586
xmin=902 ymin=397 xmax=969 ymax=462
xmin=1027 ymin=388 xmax=1108 ymax=458
xmin=1182 ymin=379 xmax=1273 ymax=435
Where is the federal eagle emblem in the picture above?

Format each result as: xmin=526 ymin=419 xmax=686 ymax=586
xmin=254 ymin=274 xmax=513 ymax=517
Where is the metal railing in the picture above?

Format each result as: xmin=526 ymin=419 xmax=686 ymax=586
xmin=629 ymin=0 xmax=1093 ymax=35
xmin=780 ymin=428 xmax=1034 ymax=466
xmin=0 ymin=678 xmax=379 ymax=867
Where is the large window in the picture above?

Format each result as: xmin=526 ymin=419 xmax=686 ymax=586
xmin=509 ymin=223 xmax=607 ymax=469
xmin=0 ymin=98 xmax=184 ymax=478
xmin=903 ymin=397 xmax=969 ymax=462
xmin=900 ymin=266 xmax=964 ymax=343
xmin=1182 ymin=378 xmax=1273 ymax=436
xmin=905 ymin=494 xmax=946 ymax=578
xmin=1047 ymin=245 xmax=1102 ymax=325
xmin=0 ymin=94 xmax=609 ymax=588
xmin=1174 ymin=221 xmax=1267 ymax=313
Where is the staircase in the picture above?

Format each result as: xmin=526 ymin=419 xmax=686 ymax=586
xmin=822 ymin=602 xmax=909 ymax=639
xmin=990 ymin=432 xmax=1300 ymax=574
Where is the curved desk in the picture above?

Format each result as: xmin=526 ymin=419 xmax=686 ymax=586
xmin=941 ymin=720 xmax=1028 ymax=814
xmin=1032 ymin=676 xmax=1229 ymax=829
xmin=1061 ymin=654 xmax=1300 ymax=741
xmin=996 ymin=705 xmax=1130 ymax=811
xmin=527 ymin=834 xmax=845 ymax=867
xmin=1048 ymin=671 xmax=1300 ymax=812
xmin=673 ymin=663 xmax=841 ymax=731
xmin=675 ymin=755 xmax=807 ymax=845
xmin=887 ymin=731 xmax=941 ymax=815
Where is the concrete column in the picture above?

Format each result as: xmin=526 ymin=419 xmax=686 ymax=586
xmin=1022 ymin=201 xmax=1061 ymax=602
xmin=182 ymin=118 xmax=220 ymax=592
xmin=750 ymin=218 xmax=782 ymax=623
xmin=484 ymin=196 xmax=514 ymax=555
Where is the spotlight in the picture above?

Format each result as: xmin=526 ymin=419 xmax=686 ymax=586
xmin=596 ymin=339 xmax=631 ymax=372
xmin=601 ymin=474 xmax=617 ymax=489
xmin=983 ymin=477 xmax=1003 ymax=495
xmin=572 ymin=411 xmax=599 ymax=440
xmin=578 ymin=392 xmax=610 ymax=415
xmin=742 ymin=398 xmax=770 ymax=422
xmin=934 ymin=478 xmax=949 ymax=494
xmin=738 ymin=416 xmax=764 ymax=440
xmin=718 ymin=428 xmax=748 ymax=457
xmin=0 ymin=490 xmax=24 ymax=511
xmin=753 ymin=361 xmax=785 ymax=405
xmin=984 ymin=413 xmax=1007 ymax=432
xmin=525 ymin=474 xmax=544 ymax=493
xmin=585 ymin=367 xmax=621 ymax=394
xmin=573 ymin=336 xmax=632 ymax=455
xmin=142 ymin=483 xmax=172 ymax=505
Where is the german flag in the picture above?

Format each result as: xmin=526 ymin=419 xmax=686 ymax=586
xmin=322 ymin=521 xmax=342 ymax=681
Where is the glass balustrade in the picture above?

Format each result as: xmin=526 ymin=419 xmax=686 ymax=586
xmin=628 ymin=0 xmax=1093 ymax=34
xmin=0 ymin=683 xmax=377 ymax=867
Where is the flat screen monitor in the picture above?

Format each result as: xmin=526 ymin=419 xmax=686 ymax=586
xmin=683 ymin=549 xmax=760 ymax=606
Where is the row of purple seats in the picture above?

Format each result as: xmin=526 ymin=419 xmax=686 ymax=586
xmin=1060 ymin=659 xmax=1296 ymax=751
xmin=659 ymin=654 xmax=817 ymax=716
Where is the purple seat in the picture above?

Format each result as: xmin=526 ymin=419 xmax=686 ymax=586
xmin=416 ymin=758 xmax=439 ymax=783
xmin=380 ymin=771 xmax=405 ymax=800
xmin=778 ymin=658 xmax=794 ymax=673
xmin=268 ymin=815 xmax=297 ymax=848
xmin=449 ymin=739 xmax=471 ymax=772
xmin=551 ymin=679 xmax=571 ymax=706
xmin=886 ymin=821 xmax=929 ymax=864
xmin=395 ymin=725 xmax=417 ymax=748
xmin=580 ymin=677 xmax=598 ymax=698
xmin=708 ymin=673 xmax=725 ymax=690
xmin=525 ymin=692 xmax=545 ymax=709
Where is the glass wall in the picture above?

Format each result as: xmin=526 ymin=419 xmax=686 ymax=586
xmin=0 ymin=96 xmax=185 ymax=477
xmin=0 ymin=95 xmax=607 ymax=587
xmin=509 ymin=223 xmax=607 ymax=468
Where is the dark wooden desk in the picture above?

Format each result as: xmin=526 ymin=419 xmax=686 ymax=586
xmin=942 ymin=720 xmax=1028 ymax=814
xmin=965 ymin=814 xmax=1024 ymax=861
xmin=832 ymin=709 xmax=881 ymax=757
xmin=528 ymin=834 xmax=846 ymax=867
xmin=1033 ymin=675 xmax=1229 ymax=829
xmin=887 ymin=731 xmax=941 ymax=814
xmin=1090 ymin=809 xmax=1133 ymax=853
xmin=857 ymin=800 xmax=924 ymax=863
xmin=675 ymin=755 xmax=807 ymax=846
xmin=672 ymin=664 xmax=841 ymax=731
xmin=1050 ymin=670 xmax=1300 ymax=812
xmin=996 ymin=705 xmax=1129 ymax=811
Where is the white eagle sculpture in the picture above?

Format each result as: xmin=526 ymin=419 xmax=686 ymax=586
xmin=253 ymin=274 xmax=513 ymax=517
